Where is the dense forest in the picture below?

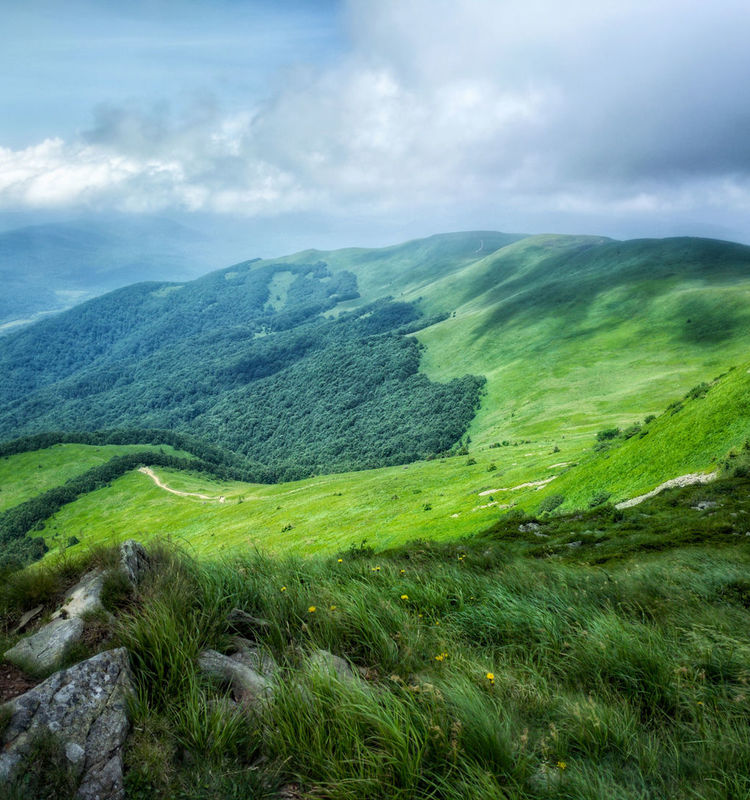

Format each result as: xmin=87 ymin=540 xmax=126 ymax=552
xmin=0 ymin=260 xmax=483 ymax=476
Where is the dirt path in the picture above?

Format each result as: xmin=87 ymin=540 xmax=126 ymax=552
xmin=615 ymin=471 xmax=718 ymax=510
xmin=138 ymin=467 xmax=226 ymax=503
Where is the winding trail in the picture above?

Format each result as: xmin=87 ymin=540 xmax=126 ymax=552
xmin=138 ymin=467 xmax=226 ymax=503
xmin=615 ymin=471 xmax=718 ymax=510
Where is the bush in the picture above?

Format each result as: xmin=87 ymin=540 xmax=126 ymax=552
xmin=537 ymin=494 xmax=564 ymax=513
xmin=596 ymin=428 xmax=621 ymax=441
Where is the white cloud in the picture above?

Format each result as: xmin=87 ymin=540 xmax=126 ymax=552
xmin=1 ymin=0 xmax=750 ymax=240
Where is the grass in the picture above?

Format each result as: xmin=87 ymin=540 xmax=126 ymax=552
xmin=0 ymin=443 xmax=189 ymax=512
xmin=87 ymin=478 xmax=749 ymax=798
xmin=16 ymin=360 xmax=748 ymax=561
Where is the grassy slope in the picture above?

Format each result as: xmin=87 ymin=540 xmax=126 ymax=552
xmin=6 ymin=479 xmax=749 ymax=799
xmin=28 ymin=361 xmax=750 ymax=558
xmin=0 ymin=443 xmax=189 ymax=512
xmin=412 ymin=235 xmax=750 ymax=446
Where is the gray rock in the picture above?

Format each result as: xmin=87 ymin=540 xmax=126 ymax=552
xmin=227 ymin=607 xmax=270 ymax=639
xmin=309 ymin=649 xmax=355 ymax=682
xmin=119 ymin=540 xmax=149 ymax=586
xmin=230 ymin=638 xmax=277 ymax=678
xmin=198 ymin=649 xmax=272 ymax=705
xmin=519 ymin=522 xmax=541 ymax=533
xmin=692 ymin=501 xmax=719 ymax=511
xmin=0 ymin=648 xmax=132 ymax=800
xmin=12 ymin=604 xmax=43 ymax=635
xmin=5 ymin=617 xmax=84 ymax=674
xmin=52 ymin=570 xmax=104 ymax=621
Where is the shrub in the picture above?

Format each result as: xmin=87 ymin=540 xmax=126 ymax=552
xmin=537 ymin=494 xmax=564 ymax=513
xmin=596 ymin=428 xmax=621 ymax=441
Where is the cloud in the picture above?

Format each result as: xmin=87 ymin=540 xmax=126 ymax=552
xmin=1 ymin=0 xmax=750 ymax=240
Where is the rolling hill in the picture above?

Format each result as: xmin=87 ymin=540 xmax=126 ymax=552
xmin=1 ymin=229 xmax=750 ymax=565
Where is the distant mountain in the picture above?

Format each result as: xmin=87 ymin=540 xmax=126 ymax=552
xmin=2 ymin=230 xmax=750 ymax=479
xmin=0 ymin=216 xmax=248 ymax=331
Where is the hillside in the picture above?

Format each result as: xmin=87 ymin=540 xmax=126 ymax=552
xmin=0 ymin=216 xmax=242 ymax=331
xmin=2 ymin=231 xmax=750 ymax=483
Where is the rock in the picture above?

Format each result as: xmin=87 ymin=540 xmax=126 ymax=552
xmin=12 ymin=605 xmax=43 ymax=636
xmin=0 ymin=648 xmax=132 ymax=800
xmin=519 ymin=522 xmax=541 ymax=533
xmin=309 ymin=649 xmax=355 ymax=682
xmin=119 ymin=540 xmax=149 ymax=586
xmin=198 ymin=649 xmax=272 ymax=705
xmin=5 ymin=618 xmax=84 ymax=674
xmin=567 ymin=541 xmax=583 ymax=549
xmin=227 ymin=608 xmax=271 ymax=639
xmin=230 ymin=638 xmax=277 ymax=678
xmin=691 ymin=501 xmax=719 ymax=511
xmin=52 ymin=570 xmax=104 ymax=621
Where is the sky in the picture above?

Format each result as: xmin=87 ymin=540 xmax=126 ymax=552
xmin=1 ymin=0 xmax=750 ymax=254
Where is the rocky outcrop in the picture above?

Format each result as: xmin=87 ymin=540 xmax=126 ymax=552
xmin=0 ymin=648 xmax=133 ymax=800
xmin=4 ymin=617 xmax=84 ymax=674
xmin=119 ymin=540 xmax=150 ymax=586
xmin=198 ymin=649 xmax=273 ymax=705
xmin=52 ymin=570 xmax=104 ymax=621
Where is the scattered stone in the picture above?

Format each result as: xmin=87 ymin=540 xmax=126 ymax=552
xmin=309 ymin=649 xmax=355 ymax=682
xmin=12 ymin=605 xmax=43 ymax=636
xmin=5 ymin=618 xmax=84 ymax=675
xmin=691 ymin=501 xmax=719 ymax=511
xmin=230 ymin=638 xmax=277 ymax=678
xmin=533 ymin=532 xmax=550 ymax=539
xmin=227 ymin=608 xmax=271 ymax=639
xmin=519 ymin=522 xmax=541 ymax=533
xmin=52 ymin=570 xmax=104 ymax=621
xmin=0 ymin=648 xmax=132 ymax=800
xmin=566 ymin=541 xmax=583 ymax=549
xmin=198 ymin=649 xmax=272 ymax=705
xmin=119 ymin=540 xmax=150 ymax=586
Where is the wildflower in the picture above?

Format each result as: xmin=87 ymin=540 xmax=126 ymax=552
xmin=418 ymin=613 xmax=423 ymax=618
xmin=400 ymin=569 xmax=406 ymax=574
xmin=556 ymin=761 xmax=567 ymax=770
xmin=434 ymin=620 xmax=440 ymax=626
xmin=337 ymin=558 xmax=343 ymax=563
xmin=697 ymin=701 xmax=704 ymax=706
xmin=400 ymin=594 xmax=409 ymax=600
xmin=329 ymin=605 xmax=337 ymax=611
xmin=280 ymin=586 xmax=287 ymax=592
xmin=434 ymin=652 xmax=449 ymax=662
xmin=308 ymin=606 xmax=316 ymax=613
xmin=486 ymin=672 xmax=495 ymax=685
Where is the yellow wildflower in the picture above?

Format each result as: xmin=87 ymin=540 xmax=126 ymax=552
xmin=400 ymin=569 xmax=406 ymax=574
xmin=486 ymin=672 xmax=495 ymax=684
xmin=280 ymin=586 xmax=287 ymax=592
xmin=337 ymin=558 xmax=343 ymax=563
xmin=308 ymin=606 xmax=316 ymax=613
xmin=434 ymin=652 xmax=449 ymax=662
xmin=556 ymin=761 xmax=567 ymax=770
xmin=400 ymin=594 xmax=409 ymax=600
xmin=330 ymin=605 xmax=337 ymax=611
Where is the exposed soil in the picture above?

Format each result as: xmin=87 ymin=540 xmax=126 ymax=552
xmin=0 ymin=662 xmax=37 ymax=702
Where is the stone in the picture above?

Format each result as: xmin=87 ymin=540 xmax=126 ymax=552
xmin=519 ymin=522 xmax=541 ymax=533
xmin=309 ymin=649 xmax=355 ymax=682
xmin=5 ymin=617 xmax=84 ymax=674
xmin=230 ymin=638 xmax=277 ymax=678
xmin=119 ymin=540 xmax=150 ymax=586
xmin=227 ymin=607 xmax=271 ymax=639
xmin=12 ymin=604 xmax=43 ymax=636
xmin=0 ymin=648 xmax=133 ymax=800
xmin=198 ymin=649 xmax=272 ymax=705
xmin=52 ymin=570 xmax=104 ymax=621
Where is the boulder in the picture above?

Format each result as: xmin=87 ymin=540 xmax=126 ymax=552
xmin=5 ymin=617 xmax=84 ymax=674
xmin=0 ymin=648 xmax=133 ymax=800
xmin=198 ymin=649 xmax=272 ymax=705
xmin=309 ymin=649 xmax=355 ymax=682
xmin=229 ymin=638 xmax=277 ymax=678
xmin=52 ymin=570 xmax=104 ymax=621
xmin=119 ymin=540 xmax=149 ymax=586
